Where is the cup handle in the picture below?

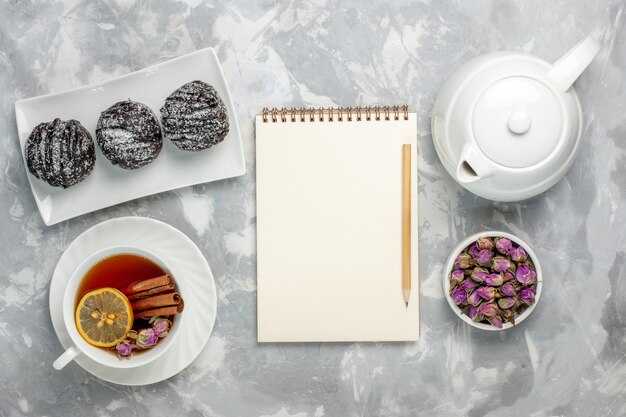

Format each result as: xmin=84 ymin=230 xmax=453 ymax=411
xmin=53 ymin=345 xmax=80 ymax=370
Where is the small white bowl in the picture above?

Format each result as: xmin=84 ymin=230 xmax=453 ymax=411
xmin=442 ymin=231 xmax=543 ymax=331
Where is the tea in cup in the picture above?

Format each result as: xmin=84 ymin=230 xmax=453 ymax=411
xmin=53 ymin=246 xmax=184 ymax=370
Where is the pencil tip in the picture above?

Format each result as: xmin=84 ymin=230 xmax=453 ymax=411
xmin=405 ymin=301 xmax=409 ymax=308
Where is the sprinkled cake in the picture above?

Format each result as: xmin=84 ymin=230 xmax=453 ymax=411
xmin=25 ymin=118 xmax=96 ymax=188
xmin=160 ymin=80 xmax=229 ymax=152
xmin=96 ymin=100 xmax=163 ymax=170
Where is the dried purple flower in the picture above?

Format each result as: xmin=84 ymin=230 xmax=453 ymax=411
xmin=477 ymin=237 xmax=495 ymax=251
xmin=488 ymin=315 xmax=504 ymax=328
xmin=518 ymin=287 xmax=536 ymax=304
xmin=136 ymin=328 xmax=158 ymax=349
xmin=509 ymin=246 xmax=528 ymax=262
xmin=478 ymin=303 xmax=498 ymax=317
xmin=450 ymin=269 xmax=464 ymax=283
xmin=150 ymin=317 xmax=172 ymax=338
xmin=485 ymin=273 xmax=504 ymax=287
xmin=116 ymin=340 xmax=133 ymax=358
xmin=449 ymin=270 xmax=464 ymax=290
xmin=501 ymin=282 xmax=516 ymax=297
xmin=492 ymin=256 xmax=511 ymax=272
xmin=475 ymin=286 xmax=496 ymax=302
xmin=451 ymin=288 xmax=467 ymax=305
xmin=454 ymin=253 xmax=472 ymax=269
xmin=516 ymin=264 xmax=536 ymax=285
xmin=471 ymin=267 xmax=489 ymax=283
xmin=498 ymin=297 xmax=516 ymax=309
xmin=468 ymin=244 xmax=481 ymax=258
xmin=475 ymin=249 xmax=493 ymax=267
xmin=503 ymin=271 xmax=514 ymax=282
xmin=468 ymin=305 xmax=481 ymax=321
xmin=468 ymin=291 xmax=482 ymax=306
xmin=459 ymin=279 xmax=476 ymax=291
xmin=495 ymin=238 xmax=513 ymax=254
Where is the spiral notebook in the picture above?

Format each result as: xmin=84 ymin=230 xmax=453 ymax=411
xmin=256 ymin=106 xmax=419 ymax=342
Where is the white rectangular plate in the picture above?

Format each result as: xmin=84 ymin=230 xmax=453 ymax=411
xmin=15 ymin=47 xmax=245 ymax=225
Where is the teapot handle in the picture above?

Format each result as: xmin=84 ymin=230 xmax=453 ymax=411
xmin=548 ymin=35 xmax=601 ymax=92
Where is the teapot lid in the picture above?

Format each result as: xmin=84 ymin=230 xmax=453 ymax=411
xmin=472 ymin=76 xmax=563 ymax=168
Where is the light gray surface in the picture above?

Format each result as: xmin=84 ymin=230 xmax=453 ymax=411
xmin=1 ymin=0 xmax=625 ymax=416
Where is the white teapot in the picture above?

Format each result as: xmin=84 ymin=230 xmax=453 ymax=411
xmin=431 ymin=35 xmax=601 ymax=201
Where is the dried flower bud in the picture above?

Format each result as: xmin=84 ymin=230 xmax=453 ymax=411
xmin=501 ymin=282 xmax=516 ymax=297
xmin=475 ymin=286 xmax=496 ymax=302
xmin=450 ymin=269 xmax=464 ymax=283
xmin=488 ymin=315 xmax=503 ymax=328
xmin=503 ymin=271 xmax=514 ymax=282
xmin=468 ymin=291 xmax=482 ymax=306
xmin=150 ymin=317 xmax=172 ymax=338
xmin=477 ymin=237 xmax=495 ymax=251
xmin=485 ymin=273 xmax=504 ymax=287
xmin=471 ymin=267 xmax=489 ymax=283
xmin=498 ymin=297 xmax=516 ymax=309
xmin=509 ymin=246 xmax=528 ymax=262
xmin=502 ymin=308 xmax=516 ymax=325
xmin=468 ymin=306 xmax=482 ymax=321
xmin=516 ymin=264 xmax=536 ymax=285
xmin=518 ymin=287 xmax=536 ymax=304
xmin=451 ymin=288 xmax=467 ymax=305
xmin=492 ymin=256 xmax=511 ymax=272
xmin=454 ymin=253 xmax=472 ymax=269
xmin=116 ymin=340 xmax=133 ymax=358
xmin=468 ymin=244 xmax=481 ymax=258
xmin=478 ymin=303 xmax=498 ymax=317
xmin=136 ymin=328 xmax=158 ymax=349
xmin=475 ymin=249 xmax=493 ymax=267
xmin=495 ymin=238 xmax=513 ymax=254
xmin=460 ymin=279 xmax=477 ymax=291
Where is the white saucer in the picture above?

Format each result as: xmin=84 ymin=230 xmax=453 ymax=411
xmin=49 ymin=216 xmax=217 ymax=385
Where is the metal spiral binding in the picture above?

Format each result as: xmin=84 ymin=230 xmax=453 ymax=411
xmin=261 ymin=105 xmax=409 ymax=123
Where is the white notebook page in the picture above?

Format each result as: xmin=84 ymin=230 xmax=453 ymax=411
xmin=256 ymin=111 xmax=419 ymax=342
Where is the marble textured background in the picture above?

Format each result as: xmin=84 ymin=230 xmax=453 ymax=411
xmin=1 ymin=0 xmax=626 ymax=416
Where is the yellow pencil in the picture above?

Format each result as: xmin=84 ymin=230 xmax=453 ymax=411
xmin=402 ymin=144 xmax=411 ymax=307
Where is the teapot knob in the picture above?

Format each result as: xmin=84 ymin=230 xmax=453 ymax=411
xmin=507 ymin=111 xmax=532 ymax=134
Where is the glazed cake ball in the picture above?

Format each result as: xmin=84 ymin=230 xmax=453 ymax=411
xmin=160 ymin=80 xmax=229 ymax=152
xmin=96 ymin=100 xmax=163 ymax=170
xmin=25 ymin=118 xmax=96 ymax=188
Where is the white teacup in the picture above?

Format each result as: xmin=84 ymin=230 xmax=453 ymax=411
xmin=53 ymin=245 xmax=183 ymax=370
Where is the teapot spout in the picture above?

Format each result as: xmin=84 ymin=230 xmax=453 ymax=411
xmin=456 ymin=146 xmax=495 ymax=184
xmin=548 ymin=35 xmax=601 ymax=92
xmin=457 ymin=160 xmax=481 ymax=183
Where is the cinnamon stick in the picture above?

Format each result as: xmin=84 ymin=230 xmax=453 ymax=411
xmin=121 ymin=275 xmax=172 ymax=296
xmin=133 ymin=301 xmax=184 ymax=320
xmin=125 ymin=282 xmax=176 ymax=300
xmin=131 ymin=292 xmax=182 ymax=312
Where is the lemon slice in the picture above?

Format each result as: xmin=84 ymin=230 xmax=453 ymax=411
xmin=75 ymin=288 xmax=133 ymax=348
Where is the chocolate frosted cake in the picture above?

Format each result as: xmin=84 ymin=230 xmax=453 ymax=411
xmin=160 ymin=80 xmax=229 ymax=152
xmin=96 ymin=100 xmax=163 ymax=170
xmin=25 ymin=118 xmax=96 ymax=188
